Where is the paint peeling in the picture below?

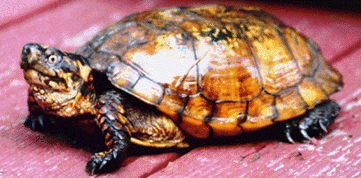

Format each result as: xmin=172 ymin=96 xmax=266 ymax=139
xmin=346 ymin=98 xmax=361 ymax=111
xmin=339 ymin=88 xmax=361 ymax=105
xmin=49 ymin=165 xmax=57 ymax=171
xmin=341 ymin=143 xmax=353 ymax=151
xmin=298 ymin=144 xmax=315 ymax=151
xmin=9 ymin=79 xmax=24 ymax=87
xmin=352 ymin=159 xmax=361 ymax=166
xmin=326 ymin=167 xmax=336 ymax=177
xmin=293 ymin=171 xmax=301 ymax=176
xmin=327 ymin=146 xmax=342 ymax=156
xmin=0 ymin=68 xmax=11 ymax=81
xmin=316 ymin=146 xmax=324 ymax=152
xmin=329 ymin=129 xmax=348 ymax=137
xmin=63 ymin=25 xmax=102 ymax=48
xmin=288 ymin=168 xmax=294 ymax=172
xmin=110 ymin=12 xmax=124 ymax=21
xmin=311 ymin=165 xmax=330 ymax=177
xmin=352 ymin=171 xmax=361 ymax=178
xmin=354 ymin=136 xmax=361 ymax=143
xmin=330 ymin=150 xmax=350 ymax=163
xmin=342 ymin=136 xmax=351 ymax=141
xmin=267 ymin=160 xmax=277 ymax=167
xmin=196 ymin=157 xmax=210 ymax=163
xmin=274 ymin=163 xmax=284 ymax=171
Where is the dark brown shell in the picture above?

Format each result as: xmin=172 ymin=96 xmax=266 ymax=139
xmin=75 ymin=5 xmax=343 ymax=138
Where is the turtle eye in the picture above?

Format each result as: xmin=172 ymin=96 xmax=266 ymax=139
xmin=48 ymin=55 xmax=58 ymax=64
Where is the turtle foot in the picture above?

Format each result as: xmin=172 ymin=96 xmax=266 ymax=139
xmin=24 ymin=113 xmax=53 ymax=132
xmin=283 ymin=100 xmax=340 ymax=143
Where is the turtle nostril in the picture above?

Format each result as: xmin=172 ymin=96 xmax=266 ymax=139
xmin=21 ymin=43 xmax=42 ymax=69
xmin=22 ymin=47 xmax=29 ymax=56
xmin=21 ymin=43 xmax=44 ymax=63
xmin=24 ymin=47 xmax=31 ymax=55
xmin=22 ymin=43 xmax=42 ymax=56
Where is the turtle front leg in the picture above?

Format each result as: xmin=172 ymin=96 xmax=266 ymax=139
xmin=24 ymin=92 xmax=53 ymax=132
xmin=283 ymin=100 xmax=340 ymax=143
xmin=86 ymin=91 xmax=130 ymax=175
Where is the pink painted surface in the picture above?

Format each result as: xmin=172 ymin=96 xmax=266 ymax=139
xmin=0 ymin=0 xmax=360 ymax=177
xmin=0 ymin=0 xmax=70 ymax=29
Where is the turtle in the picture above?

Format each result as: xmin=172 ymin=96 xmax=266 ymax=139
xmin=20 ymin=5 xmax=343 ymax=175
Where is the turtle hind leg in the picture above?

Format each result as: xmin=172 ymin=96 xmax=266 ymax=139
xmin=283 ymin=100 xmax=341 ymax=143
xmin=86 ymin=91 xmax=130 ymax=175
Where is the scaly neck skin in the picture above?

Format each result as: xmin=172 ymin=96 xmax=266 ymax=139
xmin=62 ymin=61 xmax=98 ymax=117
xmin=46 ymin=69 xmax=98 ymax=118
xmin=79 ymin=82 xmax=98 ymax=116
xmin=48 ymin=83 xmax=97 ymax=118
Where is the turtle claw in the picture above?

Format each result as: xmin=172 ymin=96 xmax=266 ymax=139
xmin=284 ymin=123 xmax=295 ymax=143
xmin=86 ymin=154 xmax=106 ymax=175
xmin=282 ymin=100 xmax=340 ymax=143
xmin=300 ymin=129 xmax=311 ymax=140
xmin=24 ymin=113 xmax=56 ymax=133
xmin=285 ymin=129 xmax=295 ymax=143
xmin=319 ymin=121 xmax=328 ymax=132
xmin=86 ymin=151 xmax=119 ymax=175
xmin=38 ymin=116 xmax=44 ymax=128
xmin=24 ymin=114 xmax=46 ymax=131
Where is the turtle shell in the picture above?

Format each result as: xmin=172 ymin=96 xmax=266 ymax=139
xmin=75 ymin=5 xmax=343 ymax=138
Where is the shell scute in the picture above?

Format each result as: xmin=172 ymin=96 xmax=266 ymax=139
xmin=77 ymin=5 xmax=343 ymax=137
xmin=274 ymin=87 xmax=308 ymax=122
xmin=194 ymin=27 xmax=263 ymax=101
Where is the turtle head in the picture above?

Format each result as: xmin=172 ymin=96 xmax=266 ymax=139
xmin=20 ymin=43 xmax=95 ymax=117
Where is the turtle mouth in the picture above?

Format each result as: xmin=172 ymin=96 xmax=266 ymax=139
xmin=30 ymin=84 xmax=60 ymax=109
xmin=23 ymin=68 xmax=67 ymax=92
xmin=24 ymin=68 xmax=78 ymax=112
xmin=30 ymin=83 xmax=77 ymax=112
